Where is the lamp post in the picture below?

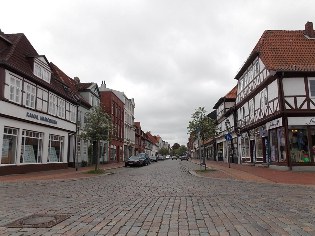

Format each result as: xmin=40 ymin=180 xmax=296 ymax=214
xmin=225 ymin=119 xmax=232 ymax=168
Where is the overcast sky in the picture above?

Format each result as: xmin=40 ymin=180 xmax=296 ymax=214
xmin=1 ymin=0 xmax=315 ymax=145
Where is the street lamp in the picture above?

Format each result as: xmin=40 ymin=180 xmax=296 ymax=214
xmin=225 ymin=119 xmax=232 ymax=168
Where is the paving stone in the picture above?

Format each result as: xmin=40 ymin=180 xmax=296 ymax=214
xmin=1 ymin=160 xmax=315 ymax=235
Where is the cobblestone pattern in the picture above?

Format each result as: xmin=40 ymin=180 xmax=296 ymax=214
xmin=0 ymin=160 xmax=315 ymax=235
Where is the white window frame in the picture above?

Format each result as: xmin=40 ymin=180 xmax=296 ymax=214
xmin=48 ymin=93 xmax=58 ymax=116
xmin=33 ymin=58 xmax=51 ymax=83
xmin=24 ymin=81 xmax=36 ymax=109
xmin=5 ymin=72 xmax=22 ymax=104
xmin=57 ymin=97 xmax=65 ymax=119
xmin=308 ymin=77 xmax=315 ymax=98
xmin=36 ymin=87 xmax=48 ymax=112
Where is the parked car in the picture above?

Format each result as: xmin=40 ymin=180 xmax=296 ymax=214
xmin=125 ymin=156 xmax=146 ymax=167
xmin=171 ymin=156 xmax=177 ymax=160
xmin=180 ymin=155 xmax=189 ymax=161
xmin=157 ymin=154 xmax=165 ymax=160
xmin=149 ymin=156 xmax=158 ymax=162
xmin=138 ymin=153 xmax=151 ymax=164
xmin=165 ymin=155 xmax=171 ymax=159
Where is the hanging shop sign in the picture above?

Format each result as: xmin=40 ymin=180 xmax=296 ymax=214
xmin=266 ymin=118 xmax=282 ymax=130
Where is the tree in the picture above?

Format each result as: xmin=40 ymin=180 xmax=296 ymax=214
xmin=171 ymin=143 xmax=180 ymax=156
xmin=158 ymin=147 xmax=169 ymax=156
xmin=178 ymin=145 xmax=188 ymax=156
xmin=187 ymin=107 xmax=216 ymax=170
xmin=80 ymin=106 xmax=113 ymax=171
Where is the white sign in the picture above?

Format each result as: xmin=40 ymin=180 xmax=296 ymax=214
xmin=266 ymin=118 xmax=282 ymax=130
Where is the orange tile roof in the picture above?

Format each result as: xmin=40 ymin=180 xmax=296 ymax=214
xmin=235 ymin=22 xmax=315 ymax=80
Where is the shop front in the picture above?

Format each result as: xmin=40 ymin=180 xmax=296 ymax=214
xmin=287 ymin=117 xmax=315 ymax=169
xmin=0 ymin=103 xmax=76 ymax=175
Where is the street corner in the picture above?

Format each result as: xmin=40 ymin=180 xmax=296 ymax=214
xmin=189 ymin=167 xmax=234 ymax=180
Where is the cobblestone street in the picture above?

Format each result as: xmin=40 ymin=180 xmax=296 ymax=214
xmin=0 ymin=160 xmax=315 ymax=236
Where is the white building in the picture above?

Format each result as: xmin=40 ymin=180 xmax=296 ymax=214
xmin=0 ymin=32 xmax=77 ymax=175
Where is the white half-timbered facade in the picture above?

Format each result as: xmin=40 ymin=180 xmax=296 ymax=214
xmin=0 ymin=32 xmax=78 ymax=175
xmin=235 ymin=22 xmax=315 ymax=170
xmin=213 ymin=86 xmax=238 ymax=164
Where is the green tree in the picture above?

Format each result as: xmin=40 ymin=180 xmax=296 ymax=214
xmin=178 ymin=145 xmax=188 ymax=156
xmin=80 ymin=106 xmax=113 ymax=171
xmin=171 ymin=143 xmax=180 ymax=156
xmin=187 ymin=107 xmax=216 ymax=169
xmin=159 ymin=147 xmax=169 ymax=156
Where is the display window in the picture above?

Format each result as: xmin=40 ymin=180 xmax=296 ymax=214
xmin=289 ymin=127 xmax=309 ymax=163
xmin=20 ymin=130 xmax=43 ymax=163
xmin=241 ymin=134 xmax=250 ymax=162
xmin=1 ymin=127 xmax=19 ymax=164
xmin=269 ymin=127 xmax=286 ymax=163
xmin=48 ymin=134 xmax=64 ymax=162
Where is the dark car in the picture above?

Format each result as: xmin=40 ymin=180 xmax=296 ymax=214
xmin=138 ymin=153 xmax=151 ymax=164
xmin=180 ymin=155 xmax=189 ymax=161
xmin=125 ymin=156 xmax=146 ymax=167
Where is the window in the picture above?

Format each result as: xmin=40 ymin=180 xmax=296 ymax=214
xmin=6 ymin=74 xmax=22 ymax=104
xmin=57 ymin=97 xmax=65 ymax=119
xmin=70 ymin=104 xmax=77 ymax=123
xmin=20 ymin=130 xmax=43 ymax=163
xmin=24 ymin=82 xmax=36 ymax=108
xmin=289 ymin=128 xmax=309 ymax=163
xmin=36 ymin=87 xmax=48 ymax=112
xmin=308 ymin=78 xmax=315 ymax=97
xmin=34 ymin=60 xmax=51 ymax=83
xmin=1 ymin=127 xmax=18 ymax=164
xmin=48 ymin=134 xmax=64 ymax=162
xmin=48 ymin=93 xmax=58 ymax=116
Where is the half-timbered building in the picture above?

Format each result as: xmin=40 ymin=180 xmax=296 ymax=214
xmin=213 ymin=86 xmax=238 ymax=163
xmin=236 ymin=22 xmax=315 ymax=170
xmin=0 ymin=31 xmax=78 ymax=175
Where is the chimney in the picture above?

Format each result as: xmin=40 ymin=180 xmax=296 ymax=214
xmin=305 ymin=21 xmax=315 ymax=38
xmin=74 ymin=77 xmax=80 ymax=83
xmin=100 ymin=80 xmax=107 ymax=91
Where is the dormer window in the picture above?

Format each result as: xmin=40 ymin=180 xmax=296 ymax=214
xmin=33 ymin=57 xmax=51 ymax=83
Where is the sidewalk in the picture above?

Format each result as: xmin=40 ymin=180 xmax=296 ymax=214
xmin=0 ymin=162 xmax=125 ymax=183
xmin=191 ymin=159 xmax=315 ymax=186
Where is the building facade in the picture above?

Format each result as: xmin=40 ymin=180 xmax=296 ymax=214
xmin=99 ymin=81 xmax=124 ymax=162
xmin=235 ymin=22 xmax=315 ymax=170
xmin=0 ymin=32 xmax=77 ymax=175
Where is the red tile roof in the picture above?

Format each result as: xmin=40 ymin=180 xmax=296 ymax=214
xmin=0 ymin=33 xmax=78 ymax=104
xmin=235 ymin=22 xmax=315 ymax=80
xmin=50 ymin=63 xmax=91 ymax=108
xmin=213 ymin=85 xmax=237 ymax=109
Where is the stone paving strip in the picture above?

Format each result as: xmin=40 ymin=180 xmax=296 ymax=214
xmin=0 ymin=160 xmax=315 ymax=235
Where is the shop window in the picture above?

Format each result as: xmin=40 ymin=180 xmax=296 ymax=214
xmin=48 ymin=134 xmax=64 ymax=162
xmin=269 ymin=129 xmax=279 ymax=162
xmin=241 ymin=134 xmax=250 ymax=162
xmin=289 ymin=128 xmax=309 ymax=163
xmin=1 ymin=127 xmax=19 ymax=164
xmin=110 ymin=148 xmax=116 ymax=161
xmin=20 ymin=130 xmax=43 ymax=163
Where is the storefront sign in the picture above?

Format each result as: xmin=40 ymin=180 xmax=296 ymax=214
xmin=266 ymin=118 xmax=282 ymax=130
xmin=26 ymin=112 xmax=57 ymax=125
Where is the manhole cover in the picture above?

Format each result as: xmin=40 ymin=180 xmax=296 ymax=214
xmin=6 ymin=214 xmax=71 ymax=228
